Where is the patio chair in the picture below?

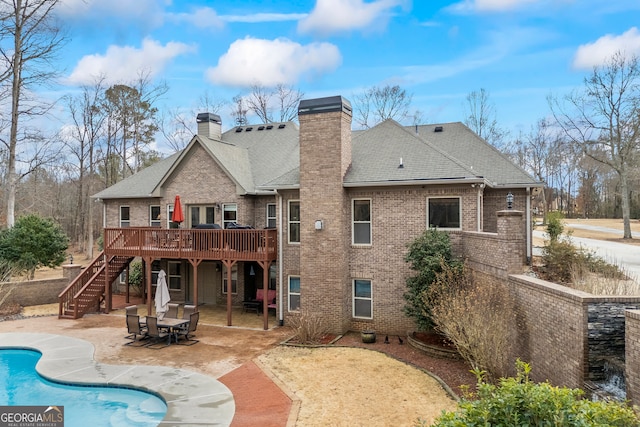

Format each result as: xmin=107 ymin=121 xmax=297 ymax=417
xmin=144 ymin=316 xmax=171 ymax=349
xmin=182 ymin=304 xmax=196 ymax=320
xmin=166 ymin=303 xmax=179 ymax=319
xmin=125 ymin=305 xmax=145 ymax=325
xmin=124 ymin=314 xmax=148 ymax=347
xmin=176 ymin=312 xmax=199 ymax=346
xmin=242 ymin=289 xmax=276 ymax=315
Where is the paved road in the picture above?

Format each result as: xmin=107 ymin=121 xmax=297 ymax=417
xmin=566 ymin=223 xmax=625 ymax=236
xmin=533 ymin=230 xmax=640 ymax=280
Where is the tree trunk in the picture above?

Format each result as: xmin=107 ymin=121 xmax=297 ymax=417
xmin=619 ymin=168 xmax=633 ymax=239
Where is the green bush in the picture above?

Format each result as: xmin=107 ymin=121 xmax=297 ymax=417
xmin=424 ymin=360 xmax=639 ymax=427
xmin=404 ymin=228 xmax=459 ymax=330
xmin=127 ymin=261 xmax=143 ymax=296
xmin=0 ymin=214 xmax=69 ymax=279
xmin=546 ymin=211 xmax=565 ymax=242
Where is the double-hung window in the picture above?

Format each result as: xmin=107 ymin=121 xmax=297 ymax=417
xmin=288 ymin=276 xmax=300 ymax=311
xmin=223 ymin=204 xmax=237 ymax=228
xmin=168 ymin=261 xmax=181 ymax=291
xmin=120 ymin=206 xmax=130 ymax=227
xmin=352 ymin=199 xmax=371 ymax=245
xmin=288 ymin=201 xmax=300 ymax=244
xmin=222 ymin=264 xmax=238 ymax=294
xmin=427 ymin=197 xmax=461 ymax=229
xmin=266 ymin=203 xmax=277 ymax=228
xmin=150 ymin=205 xmax=161 ymax=227
xmin=353 ymin=279 xmax=372 ymax=319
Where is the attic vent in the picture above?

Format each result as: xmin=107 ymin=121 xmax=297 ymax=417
xmin=266 ymin=125 xmax=273 ymax=130
xmin=246 ymin=127 xmax=253 ymax=131
xmin=258 ymin=126 xmax=265 ymax=130
xmin=434 ymin=126 xmax=443 ymax=132
xmin=278 ymin=124 xmax=286 ymax=129
xmin=235 ymin=127 xmax=243 ymax=132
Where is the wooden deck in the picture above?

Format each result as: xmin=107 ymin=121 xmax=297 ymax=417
xmin=103 ymin=227 xmax=277 ymax=262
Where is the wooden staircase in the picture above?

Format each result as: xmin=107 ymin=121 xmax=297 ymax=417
xmin=58 ymin=251 xmax=134 ymax=319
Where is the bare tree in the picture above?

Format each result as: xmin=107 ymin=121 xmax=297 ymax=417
xmin=246 ymin=84 xmax=271 ymax=123
xmin=353 ymin=84 xmax=413 ymax=128
xmin=464 ymin=88 xmax=508 ymax=148
xmin=550 ymin=51 xmax=640 ymax=238
xmin=0 ymin=0 xmax=66 ymax=227
xmin=243 ymin=84 xmax=304 ymax=124
xmin=63 ymin=78 xmax=107 ymax=257
xmin=274 ymin=84 xmax=304 ymax=122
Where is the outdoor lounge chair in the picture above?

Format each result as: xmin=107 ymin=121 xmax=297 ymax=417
xmin=176 ymin=312 xmax=199 ymax=345
xmin=145 ymin=316 xmax=171 ymax=349
xmin=124 ymin=314 xmax=148 ymax=347
xmin=166 ymin=303 xmax=179 ymax=319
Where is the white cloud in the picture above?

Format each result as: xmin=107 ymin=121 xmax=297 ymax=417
xmin=65 ymin=38 xmax=195 ymax=86
xmin=206 ymin=37 xmax=342 ymax=87
xmin=298 ymin=0 xmax=406 ymax=36
xmin=166 ymin=7 xmax=225 ymax=30
xmin=573 ymin=27 xmax=640 ymax=69
xmin=447 ymin=0 xmax=540 ymax=13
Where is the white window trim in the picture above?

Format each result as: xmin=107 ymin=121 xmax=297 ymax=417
xmin=353 ymin=279 xmax=373 ymax=320
xmin=167 ymin=204 xmax=174 ymax=228
xmin=119 ymin=205 xmax=130 ymax=228
xmin=266 ymin=203 xmax=276 ymax=228
xmin=426 ymin=196 xmax=462 ymax=230
xmin=222 ymin=203 xmax=237 ymax=229
xmin=150 ymin=205 xmax=161 ymax=227
xmin=288 ymin=200 xmax=300 ymax=244
xmin=352 ymin=198 xmax=372 ymax=246
xmin=288 ymin=275 xmax=300 ymax=312
xmin=222 ymin=264 xmax=238 ymax=294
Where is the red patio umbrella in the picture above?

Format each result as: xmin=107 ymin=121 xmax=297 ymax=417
xmin=173 ymin=195 xmax=184 ymax=226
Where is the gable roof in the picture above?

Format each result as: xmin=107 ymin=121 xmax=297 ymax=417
xmin=93 ymin=118 xmax=539 ymax=200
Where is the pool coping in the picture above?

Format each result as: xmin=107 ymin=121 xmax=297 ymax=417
xmin=0 ymin=333 xmax=234 ymax=426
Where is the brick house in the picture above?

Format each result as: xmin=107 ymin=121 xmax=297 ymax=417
xmin=78 ymin=95 xmax=539 ymax=334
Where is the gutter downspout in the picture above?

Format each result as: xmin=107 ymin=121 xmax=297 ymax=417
xmin=526 ymin=187 xmax=532 ymax=264
xmin=277 ymin=190 xmax=284 ymax=326
xmin=477 ymin=185 xmax=482 ymax=231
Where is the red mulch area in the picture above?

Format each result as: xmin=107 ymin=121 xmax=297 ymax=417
xmin=219 ymin=361 xmax=292 ymax=427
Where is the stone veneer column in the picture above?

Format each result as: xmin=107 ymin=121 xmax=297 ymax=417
xmin=298 ymin=96 xmax=353 ymax=333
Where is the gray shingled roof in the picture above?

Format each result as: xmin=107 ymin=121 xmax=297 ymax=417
xmin=92 ymin=152 xmax=180 ymax=199
xmin=93 ymin=118 xmax=538 ymax=200
xmin=408 ymin=123 xmax=538 ymax=187
xmin=345 ymin=119 xmax=480 ymax=185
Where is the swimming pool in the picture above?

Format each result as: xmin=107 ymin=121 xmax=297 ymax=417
xmin=0 ymin=349 xmax=167 ymax=427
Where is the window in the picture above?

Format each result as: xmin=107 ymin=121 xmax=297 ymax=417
xmin=288 ymin=276 xmax=300 ymax=311
xmin=151 ymin=260 xmax=162 ymax=285
xmin=119 ymin=206 xmax=130 ymax=227
xmin=428 ymin=197 xmax=461 ymax=229
xmin=190 ymin=205 xmax=215 ymax=227
xmin=266 ymin=203 xmax=277 ymax=228
xmin=353 ymin=279 xmax=372 ymax=319
xmin=223 ymin=204 xmax=237 ymax=228
xmin=119 ymin=271 xmax=127 ymax=285
xmin=168 ymin=261 xmax=181 ymax=291
xmin=352 ymin=199 xmax=371 ymax=245
xmin=150 ymin=205 xmax=161 ymax=227
xmin=222 ymin=264 xmax=238 ymax=294
xmin=167 ymin=205 xmax=178 ymax=229
xmin=269 ymin=264 xmax=277 ymax=290
xmin=288 ymin=201 xmax=300 ymax=243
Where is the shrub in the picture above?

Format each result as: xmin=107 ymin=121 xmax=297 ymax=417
xmin=288 ymin=312 xmax=330 ymax=345
xmin=545 ymin=211 xmax=565 ymax=242
xmin=127 ymin=261 xmax=144 ymax=296
xmin=425 ymin=262 xmax=515 ymax=380
xmin=404 ymin=228 xmax=459 ymax=330
xmin=0 ymin=214 xmax=69 ymax=279
xmin=423 ymin=360 xmax=639 ymax=427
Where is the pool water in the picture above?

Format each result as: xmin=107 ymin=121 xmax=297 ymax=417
xmin=0 ymin=349 xmax=167 ymax=427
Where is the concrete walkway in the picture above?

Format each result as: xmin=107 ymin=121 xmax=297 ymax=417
xmin=0 ymin=332 xmax=235 ymax=427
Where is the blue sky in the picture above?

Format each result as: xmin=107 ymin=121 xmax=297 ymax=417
xmin=54 ymin=0 xmax=640 ymax=151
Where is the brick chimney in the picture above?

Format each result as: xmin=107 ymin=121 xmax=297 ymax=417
xmin=298 ymin=96 xmax=353 ymax=333
xmin=196 ymin=112 xmax=222 ymax=140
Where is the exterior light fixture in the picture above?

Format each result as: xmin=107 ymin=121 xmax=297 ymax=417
xmin=506 ymin=192 xmax=514 ymax=210
xmin=69 ymin=254 xmax=74 ymax=264
xmin=314 ymin=220 xmax=323 ymax=230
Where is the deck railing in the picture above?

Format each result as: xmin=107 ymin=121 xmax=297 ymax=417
xmin=103 ymin=227 xmax=277 ymax=261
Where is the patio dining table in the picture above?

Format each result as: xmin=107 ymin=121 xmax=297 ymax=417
xmin=143 ymin=317 xmax=189 ymax=344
